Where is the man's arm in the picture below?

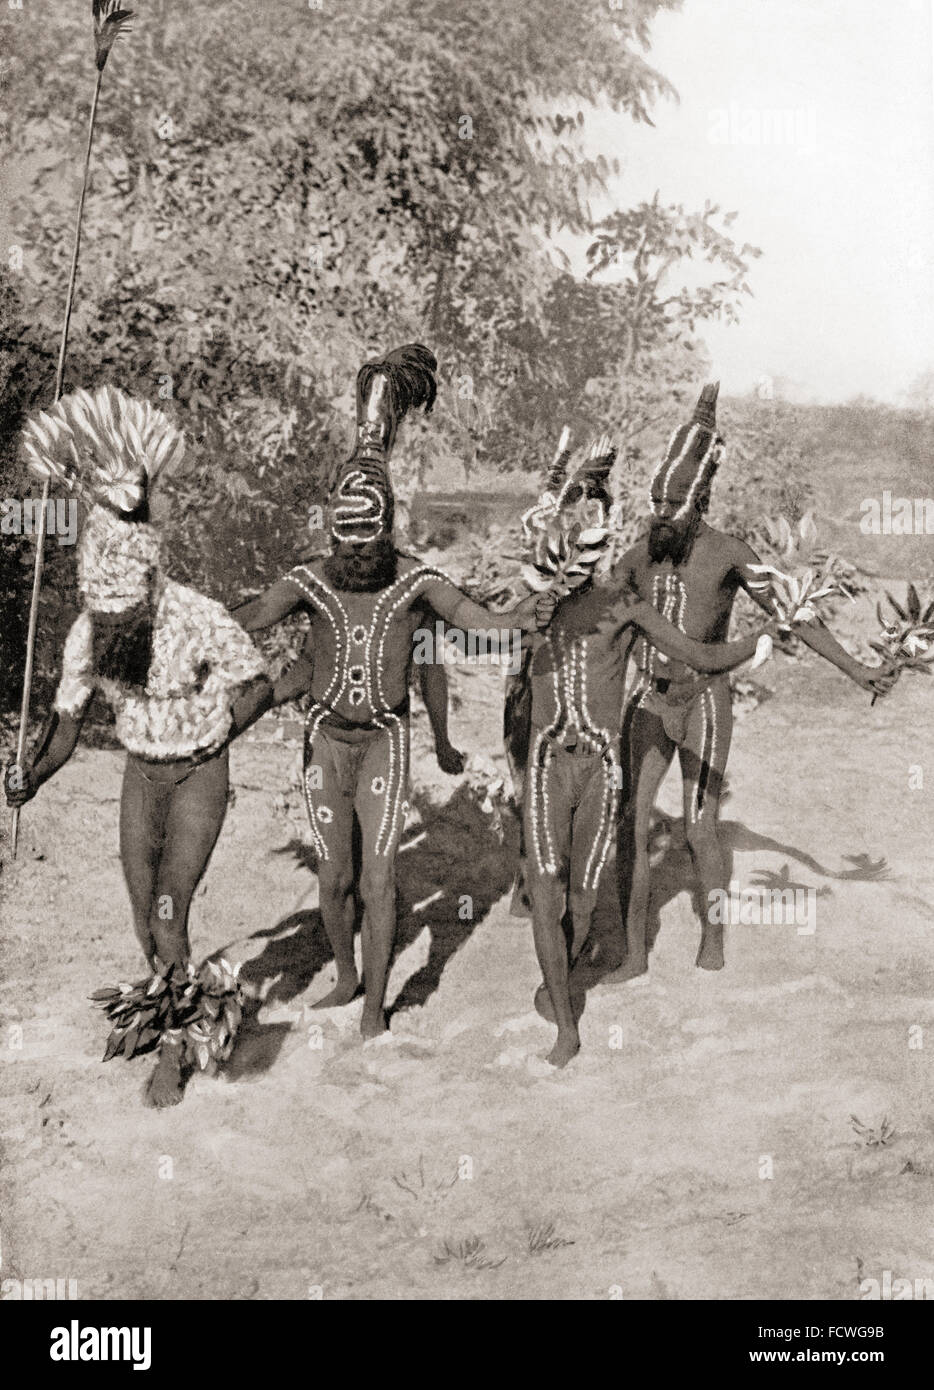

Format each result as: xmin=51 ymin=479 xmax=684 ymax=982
xmin=416 ymin=635 xmax=466 ymax=774
xmin=232 ymin=576 xmax=304 ymax=633
xmin=609 ymin=594 xmax=770 ymax=673
xmin=5 ymin=612 xmax=97 ymax=805
xmin=4 ymin=708 xmax=87 ymax=807
xmin=218 ymin=656 xmax=317 ymax=747
xmin=420 ymin=575 xmax=556 ymax=641
xmin=732 ymin=538 xmax=896 ymax=697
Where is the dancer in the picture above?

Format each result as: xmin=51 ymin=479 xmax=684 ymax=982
xmin=4 ymin=387 xmax=284 ymax=1106
xmin=505 ymin=434 xmax=776 ymax=1065
xmin=234 ymin=345 xmax=555 ymax=1039
xmin=614 ymin=383 xmax=897 ymax=978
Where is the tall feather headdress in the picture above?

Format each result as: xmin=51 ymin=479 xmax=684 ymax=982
xmin=650 ymin=381 xmax=724 ymax=520
xmin=20 ymin=386 xmax=183 ymax=610
xmin=20 ymin=385 xmax=185 ymax=515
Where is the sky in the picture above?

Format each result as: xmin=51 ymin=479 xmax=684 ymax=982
xmin=581 ymin=0 xmax=934 ymax=403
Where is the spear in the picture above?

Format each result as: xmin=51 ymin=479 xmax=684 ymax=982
xmin=10 ymin=1 xmax=133 ymax=858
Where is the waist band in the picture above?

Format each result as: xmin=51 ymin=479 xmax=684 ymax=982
xmin=647 ymin=671 xmax=714 ymax=703
xmin=307 ymin=696 xmax=410 ymax=737
xmin=126 ymin=747 xmax=224 ymax=787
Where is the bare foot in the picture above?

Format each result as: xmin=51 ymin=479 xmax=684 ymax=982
xmin=534 ymin=984 xmax=557 ymax=1023
xmin=312 ymin=974 xmax=361 ymax=1009
xmin=546 ymin=1029 xmax=580 ymax=1069
xmin=696 ymin=931 xmax=724 ymax=971
xmin=143 ymin=1040 xmax=188 ymax=1108
xmin=360 ymin=1009 xmax=388 ymax=1040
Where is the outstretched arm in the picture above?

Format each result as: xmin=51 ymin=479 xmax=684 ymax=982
xmin=610 ymin=594 xmax=769 ymax=673
xmin=420 ymin=576 xmax=555 ymax=642
xmin=271 ymin=655 xmax=315 ymax=707
xmin=232 ymin=576 xmax=304 ymax=633
xmin=733 ymin=539 xmax=896 ymax=697
xmin=220 ymin=655 xmax=317 ymax=746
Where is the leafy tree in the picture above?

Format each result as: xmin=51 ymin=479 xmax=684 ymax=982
xmin=0 ymin=0 xmax=764 ymax=706
xmin=1 ymin=1 xmax=681 ymax=597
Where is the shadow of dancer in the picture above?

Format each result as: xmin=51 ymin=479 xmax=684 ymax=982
xmin=216 ymin=781 xmax=516 ymax=1076
xmin=593 ymin=800 xmax=889 ymax=993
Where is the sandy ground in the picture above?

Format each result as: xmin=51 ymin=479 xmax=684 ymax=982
xmin=4 ymin=424 xmax=934 ymax=1302
xmin=2 ymin=582 xmax=933 ymax=1302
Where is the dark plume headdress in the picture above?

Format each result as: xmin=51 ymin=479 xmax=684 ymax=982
xmin=650 ymin=381 xmax=725 ymax=519
xmin=354 ymin=343 xmax=437 ymax=451
xmin=692 ymin=381 xmax=720 ymax=431
xmin=331 ymin=344 xmax=438 ymax=545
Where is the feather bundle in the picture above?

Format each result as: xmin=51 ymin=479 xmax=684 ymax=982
xmin=522 ymin=521 xmax=613 ymax=595
xmin=745 ymin=563 xmax=849 ymax=626
xmin=92 ymin=1 xmax=134 ymax=72
xmin=545 ymin=425 xmax=572 ymax=493
xmin=355 ymin=343 xmax=438 ymax=425
xmin=870 ymin=586 xmax=934 ymax=672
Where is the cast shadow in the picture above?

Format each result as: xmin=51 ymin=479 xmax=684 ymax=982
xmin=216 ymin=781 xmax=516 ymax=1076
xmin=569 ymin=788 xmax=889 ymax=1009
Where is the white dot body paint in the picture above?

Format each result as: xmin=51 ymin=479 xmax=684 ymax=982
xmin=286 ymin=563 xmax=459 ymax=859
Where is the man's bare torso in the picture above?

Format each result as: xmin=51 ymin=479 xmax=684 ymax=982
xmin=619 ymin=523 xmax=748 ymax=684
xmin=289 ymin=555 xmax=450 ymax=721
xmin=528 ymin=582 xmax=634 ymax=736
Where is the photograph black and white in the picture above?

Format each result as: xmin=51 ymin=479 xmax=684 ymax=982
xmin=1 ymin=0 xmax=932 ymax=1326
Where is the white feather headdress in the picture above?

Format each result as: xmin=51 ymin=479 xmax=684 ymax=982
xmin=20 ymin=387 xmax=184 ymax=611
xmin=20 ymin=385 xmax=185 ymax=514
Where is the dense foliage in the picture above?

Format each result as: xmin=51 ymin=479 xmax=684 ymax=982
xmin=2 ymin=0 xmax=763 ymax=712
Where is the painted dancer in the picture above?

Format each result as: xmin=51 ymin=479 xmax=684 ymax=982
xmin=614 ymin=383 xmax=897 ymax=979
xmin=505 ymin=434 xmax=776 ymax=1066
xmin=234 ymin=345 xmax=554 ymax=1039
xmin=3 ymin=387 xmax=287 ymax=1106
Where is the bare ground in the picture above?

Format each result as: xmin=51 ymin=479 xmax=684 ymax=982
xmin=2 ymin=573 xmax=933 ymax=1302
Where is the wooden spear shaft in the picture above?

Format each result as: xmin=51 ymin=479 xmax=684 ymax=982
xmin=11 ymin=68 xmax=104 ymax=859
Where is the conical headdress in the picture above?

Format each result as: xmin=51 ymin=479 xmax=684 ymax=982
xmin=330 ymin=344 xmax=437 ymax=545
xmin=650 ymin=382 xmax=724 ymax=519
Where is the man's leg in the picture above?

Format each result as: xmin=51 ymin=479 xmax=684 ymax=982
xmin=525 ymin=740 xmax=578 ymax=1066
xmin=617 ymin=694 xmax=676 ymax=977
xmin=354 ymin=714 xmax=410 ymax=1038
xmin=304 ymin=726 xmax=359 ymax=1007
xmin=119 ymin=757 xmax=169 ymax=968
xmin=679 ymin=677 xmax=732 ymax=970
xmin=120 ymin=761 xmax=164 ymax=967
xmin=144 ymin=749 xmax=230 ymax=1108
xmin=568 ymin=749 xmax=617 ymax=964
xmin=149 ymin=749 xmax=230 ymax=968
